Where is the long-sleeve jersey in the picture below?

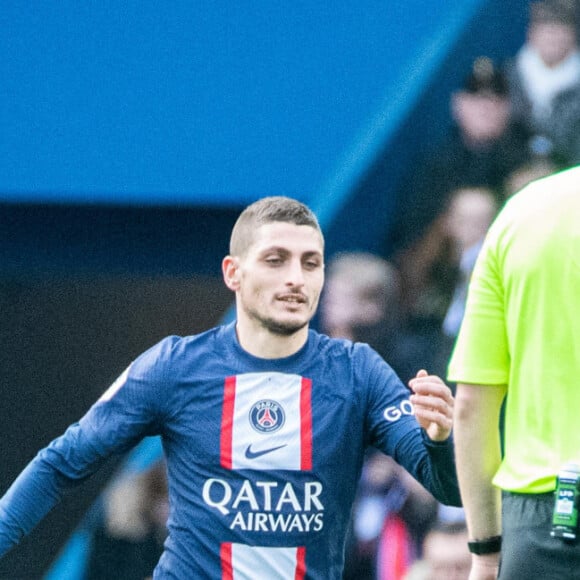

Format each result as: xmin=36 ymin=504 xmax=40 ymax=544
xmin=0 ymin=322 xmax=460 ymax=578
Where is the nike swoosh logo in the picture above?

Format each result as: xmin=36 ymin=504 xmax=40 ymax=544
xmin=245 ymin=443 xmax=288 ymax=459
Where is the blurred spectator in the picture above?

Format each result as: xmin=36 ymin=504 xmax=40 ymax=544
xmin=318 ymin=253 xmax=439 ymax=580
xmin=505 ymin=0 xmax=580 ymax=165
xmin=394 ymin=187 xmax=498 ymax=383
xmin=403 ymin=520 xmax=471 ymax=580
xmin=343 ymin=453 xmax=439 ymax=580
xmin=386 ymin=56 xmax=531 ymax=255
xmin=85 ymin=460 xmax=169 ymax=580
xmin=319 ymin=251 xmax=434 ymax=383
xmin=502 ymin=154 xmax=559 ymax=198
xmin=320 ymin=252 xmax=402 ymax=363
xmin=440 ymin=187 xmax=499 ymax=339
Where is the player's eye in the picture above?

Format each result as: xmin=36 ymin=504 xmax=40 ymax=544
xmin=304 ymin=259 xmax=321 ymax=270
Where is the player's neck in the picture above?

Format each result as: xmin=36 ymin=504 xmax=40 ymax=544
xmin=234 ymin=318 xmax=309 ymax=359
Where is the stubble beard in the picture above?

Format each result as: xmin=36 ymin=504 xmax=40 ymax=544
xmin=251 ymin=310 xmax=309 ymax=336
xmin=244 ymin=298 xmax=313 ymax=336
xmin=241 ymin=289 xmax=319 ymax=337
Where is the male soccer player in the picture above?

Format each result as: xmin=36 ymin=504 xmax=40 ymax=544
xmin=450 ymin=166 xmax=580 ymax=579
xmin=0 ymin=196 xmax=460 ymax=578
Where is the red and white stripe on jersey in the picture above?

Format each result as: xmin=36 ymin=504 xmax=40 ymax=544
xmin=220 ymin=372 xmax=312 ymax=471
xmin=221 ymin=542 xmax=306 ymax=580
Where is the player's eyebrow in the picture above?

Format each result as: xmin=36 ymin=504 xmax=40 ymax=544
xmin=301 ymin=250 xmax=323 ymax=261
xmin=258 ymin=246 xmax=322 ymax=258
xmin=258 ymin=246 xmax=290 ymax=257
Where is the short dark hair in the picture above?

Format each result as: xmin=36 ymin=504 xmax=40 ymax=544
xmin=530 ymin=0 xmax=577 ymax=27
xmin=463 ymin=56 xmax=508 ymax=97
xmin=229 ymin=196 xmax=323 ymax=256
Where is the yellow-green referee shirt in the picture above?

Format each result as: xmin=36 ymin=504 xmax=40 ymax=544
xmin=448 ymin=166 xmax=580 ymax=493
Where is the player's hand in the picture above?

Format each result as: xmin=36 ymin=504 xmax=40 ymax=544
xmin=408 ymin=369 xmax=454 ymax=442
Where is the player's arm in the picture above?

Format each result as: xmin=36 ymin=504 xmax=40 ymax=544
xmin=364 ymin=350 xmax=461 ymax=506
xmin=454 ymin=382 xmax=506 ymax=579
xmin=0 ymin=336 xmax=176 ymax=558
xmin=0 ymin=397 xmax=155 ymax=558
xmin=0 ymin=427 xmax=108 ymax=557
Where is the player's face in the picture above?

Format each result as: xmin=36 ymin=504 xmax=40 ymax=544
xmin=234 ymin=222 xmax=324 ymax=336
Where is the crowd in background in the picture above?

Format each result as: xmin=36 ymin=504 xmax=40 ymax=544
xmin=82 ymin=1 xmax=579 ymax=578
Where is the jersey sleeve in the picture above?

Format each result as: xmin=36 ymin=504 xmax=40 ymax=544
xmin=0 ymin=336 xmax=178 ymax=557
xmin=361 ymin=346 xmax=418 ymax=456
xmin=361 ymin=345 xmax=461 ymax=506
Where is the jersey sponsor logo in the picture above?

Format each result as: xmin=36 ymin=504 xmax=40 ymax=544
xmin=383 ymin=399 xmax=414 ymax=422
xmin=249 ymin=399 xmax=285 ymax=433
xmin=245 ymin=443 xmax=288 ymax=460
xmin=203 ymin=478 xmax=325 ymax=533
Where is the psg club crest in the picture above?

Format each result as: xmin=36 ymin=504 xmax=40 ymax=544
xmin=249 ymin=399 xmax=285 ymax=433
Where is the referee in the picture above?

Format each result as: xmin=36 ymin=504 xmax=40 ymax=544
xmin=449 ymin=165 xmax=580 ymax=579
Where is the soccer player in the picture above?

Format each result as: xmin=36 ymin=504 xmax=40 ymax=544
xmin=0 ymin=196 xmax=460 ymax=578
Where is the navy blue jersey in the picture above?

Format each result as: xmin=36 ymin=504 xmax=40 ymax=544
xmin=0 ymin=322 xmax=459 ymax=579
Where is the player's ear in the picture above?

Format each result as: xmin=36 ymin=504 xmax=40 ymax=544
xmin=222 ymin=255 xmax=241 ymax=291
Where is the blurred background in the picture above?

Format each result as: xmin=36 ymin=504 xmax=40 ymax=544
xmin=2 ymin=0 xmax=572 ymax=577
